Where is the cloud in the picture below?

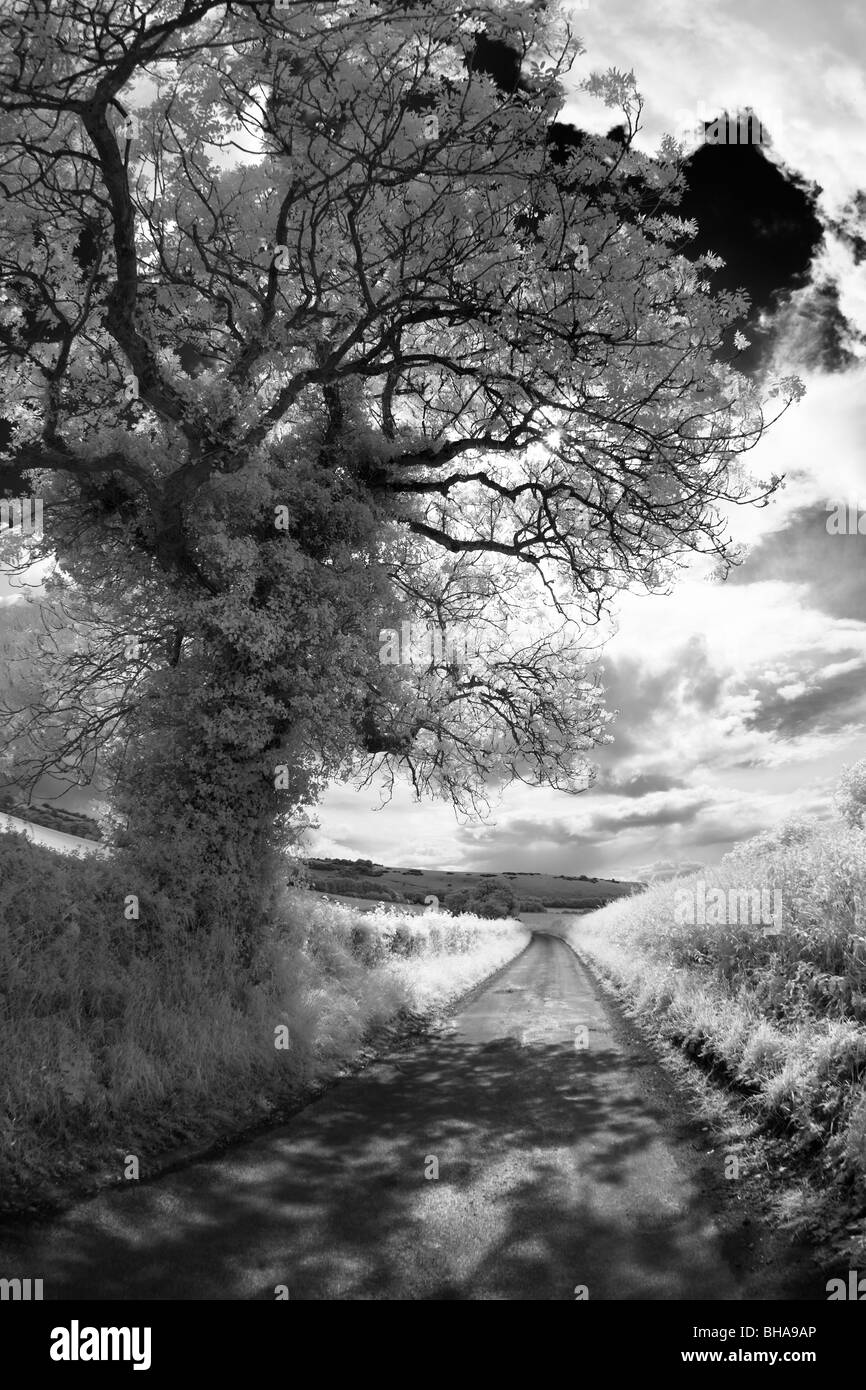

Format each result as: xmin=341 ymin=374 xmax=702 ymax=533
xmin=598 ymin=634 xmax=727 ymax=758
xmin=727 ymin=502 xmax=866 ymax=623
xmin=584 ymin=793 xmax=710 ymax=835
xmin=628 ymin=859 xmax=706 ymax=882
xmin=599 ymin=769 xmax=687 ymax=797
xmin=744 ymin=654 xmax=866 ymax=738
xmin=570 ymin=0 xmax=866 ymax=215
xmin=302 ymin=831 xmax=369 ymax=861
xmin=309 ymin=2 xmax=866 ymax=881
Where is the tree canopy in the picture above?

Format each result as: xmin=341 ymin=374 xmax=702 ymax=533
xmin=0 ymin=1 xmax=802 ymax=922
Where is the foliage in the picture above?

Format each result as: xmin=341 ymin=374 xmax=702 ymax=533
xmin=445 ymin=873 xmax=518 ymax=917
xmin=835 ymin=760 xmax=866 ymax=830
xmin=319 ymin=877 xmax=403 ymax=901
xmin=563 ymin=818 xmax=866 ymax=1200
xmin=0 ymin=828 xmax=527 ymax=1208
xmin=0 ymin=0 xmax=801 ymax=903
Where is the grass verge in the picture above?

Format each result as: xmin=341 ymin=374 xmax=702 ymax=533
xmin=553 ymin=820 xmax=866 ymax=1268
xmin=0 ymin=829 xmax=528 ymax=1215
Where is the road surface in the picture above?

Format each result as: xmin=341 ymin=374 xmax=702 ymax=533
xmin=0 ymin=933 xmax=816 ymax=1299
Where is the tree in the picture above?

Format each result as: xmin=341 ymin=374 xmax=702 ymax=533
xmin=446 ymin=875 xmax=517 ymax=918
xmin=0 ymin=0 xmax=801 ymax=938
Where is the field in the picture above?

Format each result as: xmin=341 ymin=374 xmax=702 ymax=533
xmin=303 ymin=857 xmax=642 ymax=910
xmin=0 ymin=794 xmax=103 ymax=842
xmin=0 ymin=811 xmax=107 ymax=858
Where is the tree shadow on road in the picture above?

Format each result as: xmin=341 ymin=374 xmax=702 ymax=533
xmin=0 ymin=1024 xmax=811 ymax=1300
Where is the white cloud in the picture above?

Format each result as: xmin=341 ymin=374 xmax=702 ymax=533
xmin=565 ymin=0 xmax=866 ymax=214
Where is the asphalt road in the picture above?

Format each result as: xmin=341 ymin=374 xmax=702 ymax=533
xmin=0 ymin=933 xmax=816 ymax=1300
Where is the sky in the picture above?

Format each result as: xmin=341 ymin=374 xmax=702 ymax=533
xmin=308 ymin=0 xmax=866 ymax=880
xmin=3 ymin=1 xmax=865 ymax=882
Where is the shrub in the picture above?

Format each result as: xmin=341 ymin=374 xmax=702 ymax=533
xmin=835 ymin=761 xmax=866 ymax=831
xmin=444 ymin=875 xmax=518 ymax=919
xmin=0 ymin=830 xmax=529 ymax=1207
xmin=562 ymin=818 xmax=866 ymax=1201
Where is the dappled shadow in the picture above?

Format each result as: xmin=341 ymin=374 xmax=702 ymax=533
xmin=0 ymin=937 xmax=820 ymax=1300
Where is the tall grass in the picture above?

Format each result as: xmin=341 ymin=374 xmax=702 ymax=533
xmin=0 ymin=829 xmax=527 ymax=1207
xmin=562 ymin=820 xmax=866 ymax=1200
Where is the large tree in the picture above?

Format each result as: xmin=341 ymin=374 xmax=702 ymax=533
xmin=0 ymin=0 xmax=800 ymax=934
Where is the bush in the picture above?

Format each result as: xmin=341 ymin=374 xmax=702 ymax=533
xmin=0 ymin=829 xmax=529 ymax=1209
xmin=317 ymin=876 xmax=387 ymax=899
xmin=835 ymin=761 xmax=866 ymax=830
xmin=444 ymin=875 xmax=518 ymax=919
xmin=562 ymin=818 xmax=866 ymax=1197
xmin=474 ymin=893 xmax=513 ymax=919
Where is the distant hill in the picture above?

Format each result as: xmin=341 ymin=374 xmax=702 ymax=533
xmin=0 ymin=812 xmax=107 ymax=857
xmin=0 ymin=792 xmax=103 ymax=843
xmin=302 ymin=857 xmax=643 ymax=910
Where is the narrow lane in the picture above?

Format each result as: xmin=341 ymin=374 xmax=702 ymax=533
xmin=0 ymin=934 xmax=807 ymax=1299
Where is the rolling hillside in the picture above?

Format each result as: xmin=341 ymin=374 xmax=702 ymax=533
xmin=303 ymin=857 xmax=644 ymax=910
xmin=0 ymin=812 xmax=107 ymax=857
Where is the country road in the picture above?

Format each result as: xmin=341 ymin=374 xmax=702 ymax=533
xmin=0 ymin=933 xmax=820 ymax=1300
